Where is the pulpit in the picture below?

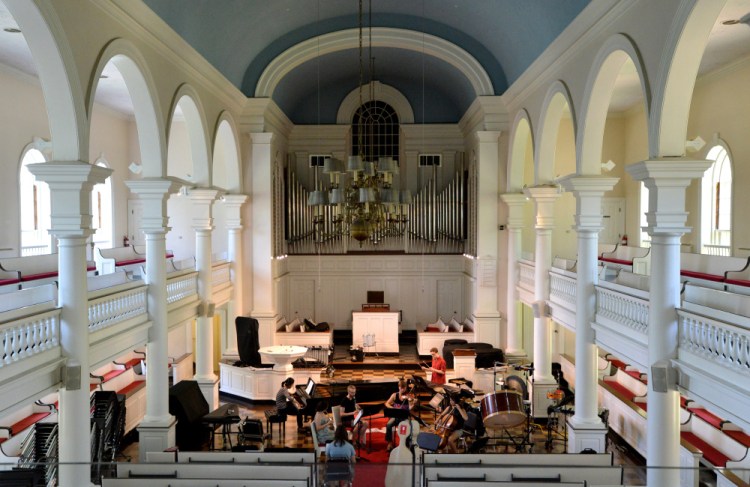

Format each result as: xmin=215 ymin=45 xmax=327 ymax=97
xmin=352 ymin=311 xmax=399 ymax=353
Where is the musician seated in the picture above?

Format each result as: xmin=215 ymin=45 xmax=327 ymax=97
xmin=313 ymin=400 xmax=335 ymax=443
xmin=421 ymin=347 xmax=447 ymax=385
xmin=340 ymin=385 xmax=368 ymax=446
xmin=385 ymin=379 xmax=416 ymax=451
xmin=276 ymin=377 xmax=304 ymax=430
xmin=437 ymin=395 xmax=468 ymax=453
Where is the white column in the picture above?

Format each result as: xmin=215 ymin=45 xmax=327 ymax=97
xmin=559 ymin=176 xmax=618 ymax=453
xmin=28 ymin=162 xmax=112 ymax=487
xmin=221 ymin=194 xmax=248 ymax=358
xmin=626 ymin=160 xmax=711 ymax=487
xmin=500 ymin=193 xmax=527 ymax=361
xmin=523 ymin=185 xmax=561 ymax=417
xmin=125 ymin=178 xmax=180 ymax=461
xmin=474 ymin=131 xmax=502 ymax=346
xmin=191 ymin=188 xmax=221 ymax=408
xmin=250 ymin=132 xmax=277 ymax=347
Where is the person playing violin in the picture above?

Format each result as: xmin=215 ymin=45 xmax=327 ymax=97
xmin=384 ymin=379 xmax=416 ymax=451
xmin=421 ymin=347 xmax=446 ymax=385
xmin=435 ymin=395 xmax=468 ymax=453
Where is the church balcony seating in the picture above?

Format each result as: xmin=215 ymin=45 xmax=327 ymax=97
xmin=90 ymin=353 xmax=146 ymax=435
xmin=0 ymin=268 xmax=21 ymax=292
xmin=679 ymin=252 xmax=748 ymax=291
xmin=0 ymin=392 xmax=57 ymax=462
xmin=598 ymin=244 xmax=650 ymax=274
xmin=95 ymin=245 xmax=174 ymax=277
xmin=0 ymin=253 xmax=97 ymax=289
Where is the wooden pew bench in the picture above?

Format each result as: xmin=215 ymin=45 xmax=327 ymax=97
xmin=103 ymin=479 xmax=309 ymax=487
xmin=599 ymin=245 xmax=650 ymax=274
xmin=0 ymin=253 xmax=96 ymax=288
xmin=0 ymin=268 xmax=21 ymax=292
xmin=0 ymin=392 xmax=57 ymax=458
xmin=423 ymin=452 xmax=614 ymax=466
xmin=723 ymin=260 xmax=750 ymax=294
xmin=274 ymin=316 xmax=333 ymax=348
xmin=422 ymin=464 xmax=624 ymax=485
xmin=601 ymin=368 xmax=648 ymax=405
xmin=427 ymin=482 xmax=588 ymax=487
xmin=175 ymin=450 xmax=316 ymax=464
xmin=90 ymin=357 xmax=146 ymax=434
xmin=679 ymin=252 xmax=748 ymax=291
xmin=417 ymin=318 xmax=475 ymax=355
xmin=115 ymin=462 xmax=313 ymax=482
xmin=96 ymin=245 xmax=174 ymax=276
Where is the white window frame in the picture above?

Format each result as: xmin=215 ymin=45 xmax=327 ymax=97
xmin=19 ymin=145 xmax=51 ymax=256
xmin=419 ymin=154 xmax=442 ymax=167
xmin=700 ymin=143 xmax=733 ymax=256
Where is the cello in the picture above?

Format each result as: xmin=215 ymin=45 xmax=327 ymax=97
xmin=433 ymin=404 xmax=457 ymax=450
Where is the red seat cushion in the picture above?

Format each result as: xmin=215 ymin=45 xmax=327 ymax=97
xmin=86 ymin=264 xmax=97 ymax=272
xmin=680 ymin=396 xmax=692 ymax=409
xmin=20 ymin=271 xmax=58 ymax=282
xmin=11 ymin=412 xmax=51 ymax=435
xmin=688 ymin=408 xmax=725 ymax=430
xmin=165 ymin=252 xmax=174 ymax=258
xmin=115 ymin=258 xmax=146 ymax=266
xmin=101 ymin=369 xmax=126 ymax=383
xmin=680 ymin=270 xmax=724 ymax=283
xmin=681 ymin=431 xmax=730 ymax=467
xmin=117 ymin=380 xmax=145 ymax=397
xmin=636 ymin=400 xmax=648 ymax=411
xmin=625 ymin=370 xmax=642 ymax=380
xmin=600 ymin=257 xmax=633 ymax=266
xmin=0 ymin=278 xmax=20 ymax=285
xmin=425 ymin=327 xmax=440 ymax=332
xmin=603 ymin=380 xmax=636 ymax=402
xmin=124 ymin=358 xmax=142 ymax=369
xmin=725 ymin=278 xmax=750 ymax=287
xmin=610 ymin=359 xmax=627 ymax=370
xmin=724 ymin=430 xmax=750 ymax=448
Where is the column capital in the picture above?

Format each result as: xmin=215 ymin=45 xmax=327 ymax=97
xmin=250 ymin=132 xmax=274 ymax=144
xmin=190 ymin=188 xmax=221 ymax=231
xmin=27 ymin=161 xmax=112 ymax=238
xmin=626 ymin=159 xmax=712 ymax=235
xmin=222 ymin=193 xmax=249 ymax=229
xmin=475 ymin=130 xmax=502 ymax=143
xmin=500 ymin=193 xmax=528 ymax=229
xmin=126 ymin=178 xmax=181 ymax=232
xmin=523 ymin=185 xmax=562 ymax=229
xmin=558 ymin=175 xmax=619 ymax=231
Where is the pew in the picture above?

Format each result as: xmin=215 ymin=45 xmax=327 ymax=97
xmin=103 ymin=480 xmax=309 ymax=487
xmin=95 ymin=245 xmax=174 ymax=276
xmin=275 ymin=315 xmax=333 ymax=348
xmin=0 ymin=253 xmax=97 ymax=288
xmin=679 ymin=252 xmax=748 ymax=290
xmin=175 ymin=450 xmax=316 ymax=464
xmin=417 ymin=317 xmax=475 ymax=355
xmin=599 ymin=245 xmax=650 ymax=274
xmin=114 ymin=462 xmax=313 ymax=481
xmin=427 ymin=482 xmax=588 ymax=487
xmin=90 ymin=356 xmax=146 ymax=435
xmin=423 ymin=452 xmax=614 ymax=466
xmin=422 ymin=464 xmax=623 ymax=485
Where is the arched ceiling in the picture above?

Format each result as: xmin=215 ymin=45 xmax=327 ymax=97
xmin=142 ymin=0 xmax=590 ymax=123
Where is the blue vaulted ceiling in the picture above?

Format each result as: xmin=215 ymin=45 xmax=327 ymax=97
xmin=143 ymin=0 xmax=590 ymax=124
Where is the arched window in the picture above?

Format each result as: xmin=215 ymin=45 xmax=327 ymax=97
xmin=351 ymin=100 xmax=399 ymax=163
xmin=19 ymin=148 xmax=51 ymax=256
xmin=701 ymin=145 xmax=732 ymax=255
xmin=92 ymin=159 xmax=113 ymax=250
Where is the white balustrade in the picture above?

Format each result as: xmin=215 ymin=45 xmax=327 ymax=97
xmin=518 ymin=260 xmax=535 ymax=292
xmin=87 ymin=286 xmax=147 ymax=331
xmin=595 ymin=285 xmax=649 ymax=336
xmin=1 ymin=308 xmax=60 ymax=366
xmin=679 ymin=310 xmax=750 ymax=374
xmin=549 ymin=270 xmax=577 ymax=307
xmin=211 ymin=262 xmax=231 ymax=287
xmin=167 ymin=271 xmax=198 ymax=304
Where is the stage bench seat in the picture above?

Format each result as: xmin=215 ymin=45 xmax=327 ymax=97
xmin=417 ymin=319 xmax=475 ymax=355
xmin=274 ymin=316 xmax=333 ymax=348
xmin=0 ymin=254 xmax=96 ymax=289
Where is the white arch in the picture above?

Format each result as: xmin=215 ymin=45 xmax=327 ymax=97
xmin=578 ymin=33 xmax=649 ymax=175
xmin=650 ymin=0 xmax=727 ymax=157
xmin=167 ymin=84 xmax=211 ymax=186
xmin=89 ymin=38 xmax=166 ymax=177
xmin=506 ymin=109 xmax=534 ymax=192
xmin=6 ymin=1 xmax=86 ymax=160
xmin=256 ymin=27 xmax=493 ymax=99
xmin=536 ymin=80 xmax=576 ymax=183
xmin=336 ymin=81 xmax=414 ymax=124
xmin=212 ymin=111 xmax=242 ymax=192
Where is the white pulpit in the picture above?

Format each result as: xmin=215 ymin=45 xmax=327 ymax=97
xmin=352 ymin=311 xmax=400 ymax=353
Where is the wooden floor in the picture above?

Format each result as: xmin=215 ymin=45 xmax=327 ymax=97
xmin=117 ymin=345 xmax=721 ymax=486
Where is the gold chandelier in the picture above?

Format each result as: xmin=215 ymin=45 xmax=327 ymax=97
xmin=307 ymin=0 xmax=411 ymax=246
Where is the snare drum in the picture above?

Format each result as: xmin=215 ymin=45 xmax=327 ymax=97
xmin=480 ymin=390 xmax=526 ymax=428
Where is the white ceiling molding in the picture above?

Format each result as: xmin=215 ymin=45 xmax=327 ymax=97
xmin=336 ymin=81 xmax=414 ymax=124
xmin=255 ymin=27 xmax=493 ymax=99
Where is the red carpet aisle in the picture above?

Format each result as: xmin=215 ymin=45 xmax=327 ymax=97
xmin=353 ymin=417 xmax=391 ymax=487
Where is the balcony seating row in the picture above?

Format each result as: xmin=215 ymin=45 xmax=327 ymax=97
xmin=95 ymin=245 xmax=175 ymax=276
xmin=0 ymin=253 xmax=97 ymax=290
xmin=599 ymin=354 xmax=750 ymax=484
xmin=598 ymin=244 xmax=650 ymax=274
xmin=679 ymin=253 xmax=750 ymax=291
xmin=90 ymin=352 xmax=146 ymax=435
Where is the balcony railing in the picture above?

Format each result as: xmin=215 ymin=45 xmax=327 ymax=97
xmin=1 ymin=308 xmax=60 ymax=367
xmin=595 ymin=283 xmax=650 ymax=336
xmin=87 ymin=285 xmax=147 ymax=332
xmin=679 ymin=311 xmax=750 ymax=373
xmin=167 ymin=271 xmax=198 ymax=304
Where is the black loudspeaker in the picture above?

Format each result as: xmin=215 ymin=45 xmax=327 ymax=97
xmin=235 ymin=316 xmax=262 ymax=367
xmin=416 ymin=432 xmax=441 ymax=452
xmin=168 ymin=380 xmax=210 ymax=450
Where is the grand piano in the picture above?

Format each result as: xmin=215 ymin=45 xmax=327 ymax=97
xmin=296 ymin=378 xmax=400 ymax=419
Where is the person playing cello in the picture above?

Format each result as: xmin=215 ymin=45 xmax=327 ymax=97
xmin=434 ymin=394 xmax=468 ymax=453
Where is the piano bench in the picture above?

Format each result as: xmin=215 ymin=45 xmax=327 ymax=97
xmin=265 ymin=409 xmax=287 ymax=438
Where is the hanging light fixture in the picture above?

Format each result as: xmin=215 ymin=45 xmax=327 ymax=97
xmin=308 ymin=0 xmax=410 ymax=246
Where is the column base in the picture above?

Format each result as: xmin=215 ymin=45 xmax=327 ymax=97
xmin=137 ymin=416 xmax=177 ymax=462
xmin=566 ymin=418 xmax=607 ymax=453
xmin=528 ymin=380 xmax=558 ymax=419
xmin=197 ymin=376 xmax=220 ymax=410
xmin=504 ymin=350 xmax=528 ymax=364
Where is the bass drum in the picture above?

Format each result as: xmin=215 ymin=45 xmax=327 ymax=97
xmin=480 ymin=390 xmax=525 ymax=428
